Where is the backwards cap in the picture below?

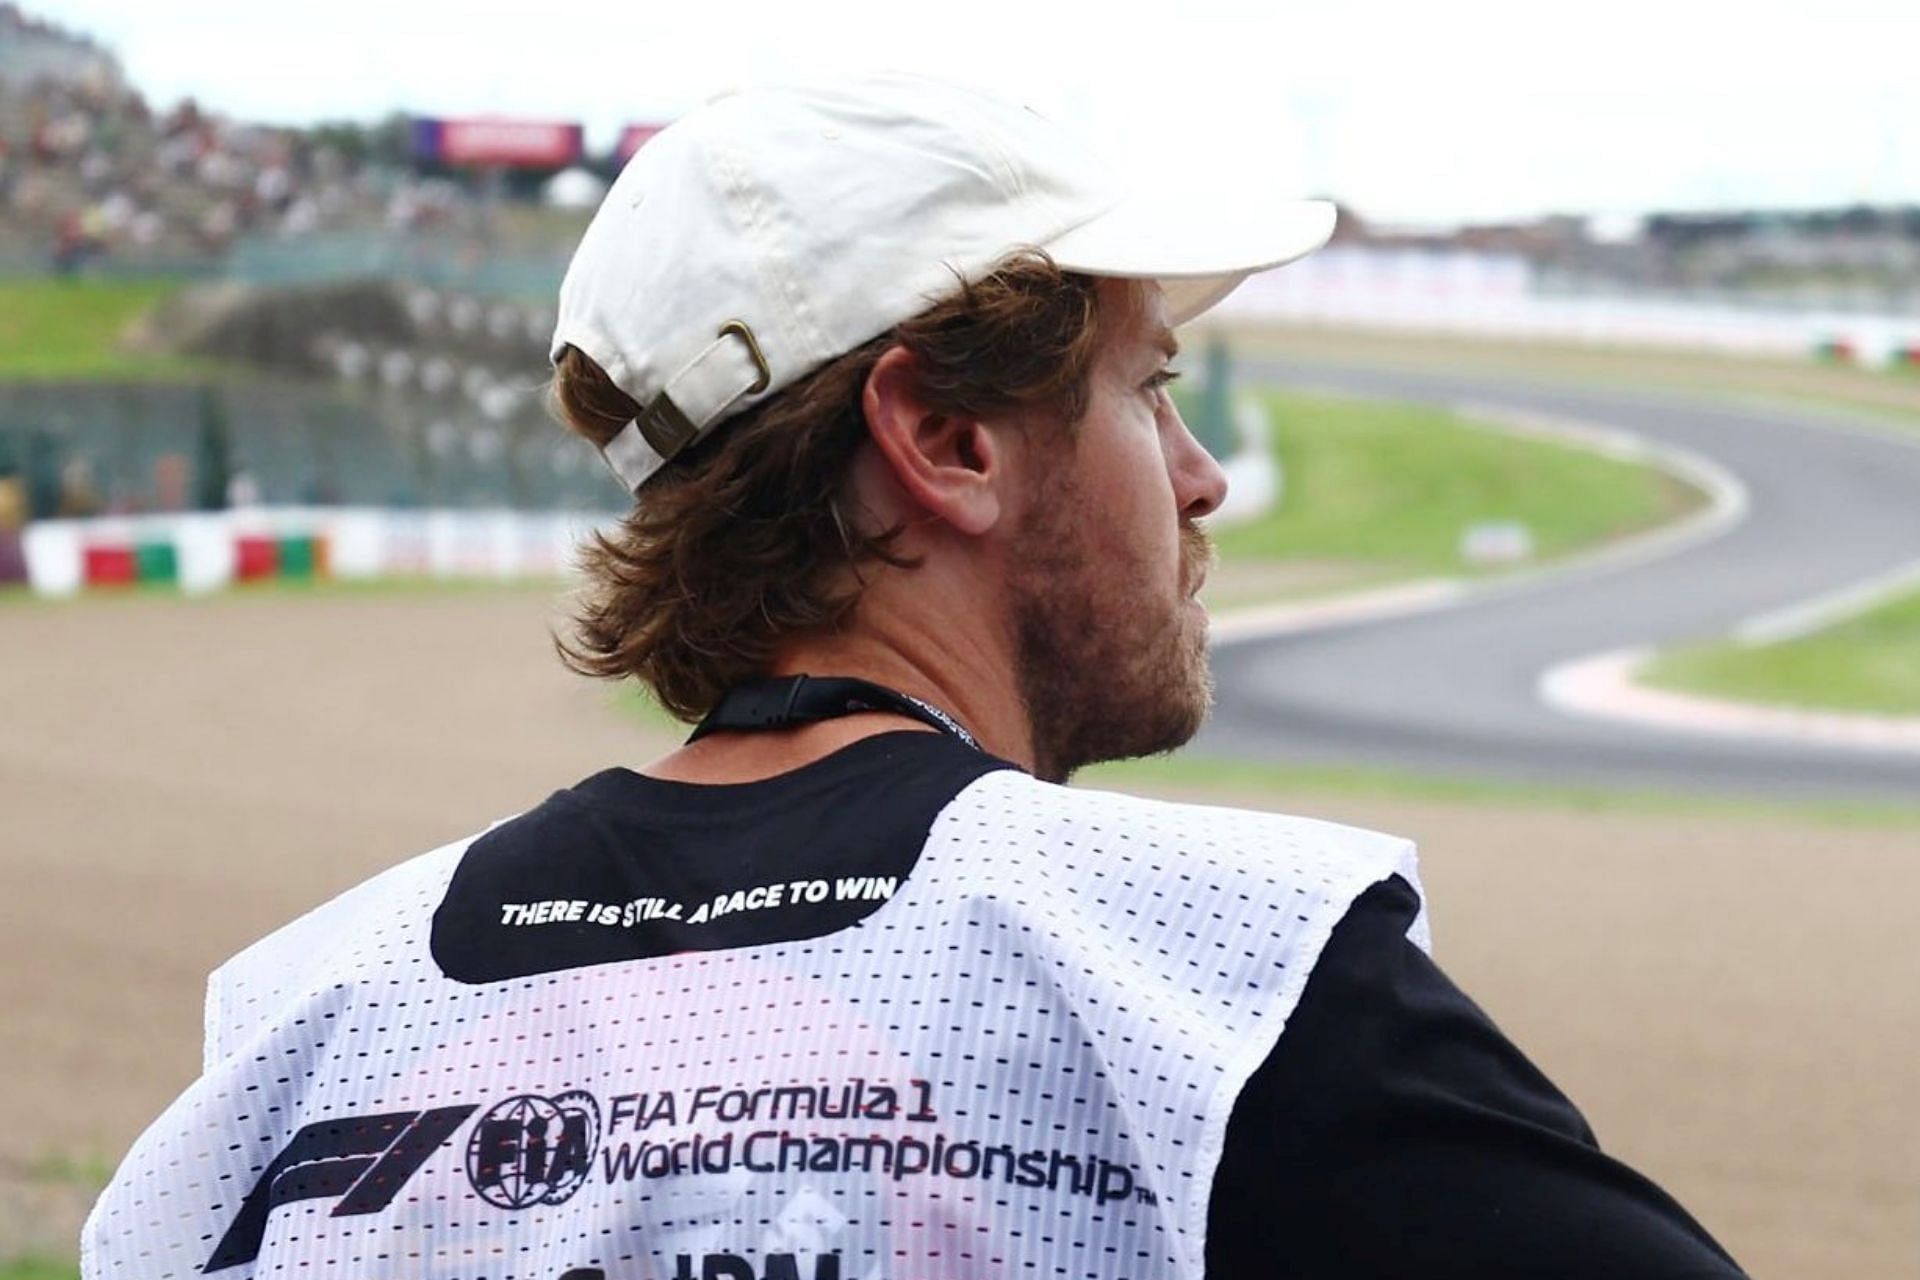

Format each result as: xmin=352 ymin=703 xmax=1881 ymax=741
xmin=552 ymin=73 xmax=1335 ymax=495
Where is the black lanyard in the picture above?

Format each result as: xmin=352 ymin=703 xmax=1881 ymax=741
xmin=689 ymin=674 xmax=981 ymax=752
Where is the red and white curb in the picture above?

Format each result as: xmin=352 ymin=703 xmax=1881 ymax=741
xmin=1539 ymin=646 xmax=1920 ymax=754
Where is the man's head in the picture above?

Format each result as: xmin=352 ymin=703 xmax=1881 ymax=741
xmin=549 ymin=249 xmax=1111 ymax=718
xmin=547 ymin=74 xmax=1332 ymax=776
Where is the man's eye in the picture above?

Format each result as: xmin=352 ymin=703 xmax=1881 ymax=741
xmin=1144 ymin=369 xmax=1181 ymax=393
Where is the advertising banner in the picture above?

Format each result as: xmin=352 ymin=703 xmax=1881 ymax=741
xmin=616 ymin=123 xmax=667 ymax=163
xmin=412 ymin=117 xmax=585 ymax=168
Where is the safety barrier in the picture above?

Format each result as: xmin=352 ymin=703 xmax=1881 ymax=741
xmin=1216 ymin=247 xmax=1920 ymax=367
xmin=20 ymin=507 xmax=612 ymax=597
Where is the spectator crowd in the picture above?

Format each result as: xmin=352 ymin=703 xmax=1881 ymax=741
xmin=0 ymin=3 xmax=492 ymax=274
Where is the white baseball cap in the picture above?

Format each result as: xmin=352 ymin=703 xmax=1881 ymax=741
xmin=552 ymin=73 xmax=1335 ymax=495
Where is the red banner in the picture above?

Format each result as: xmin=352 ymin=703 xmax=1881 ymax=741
xmin=617 ymin=124 xmax=667 ymax=163
xmin=414 ymin=117 xmax=584 ymax=168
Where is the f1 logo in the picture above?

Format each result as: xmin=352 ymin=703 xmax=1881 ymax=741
xmin=203 ymin=1105 xmax=476 ymax=1273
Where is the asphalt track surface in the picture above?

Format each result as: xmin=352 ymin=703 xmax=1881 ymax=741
xmin=1199 ymin=357 xmax=1920 ymax=804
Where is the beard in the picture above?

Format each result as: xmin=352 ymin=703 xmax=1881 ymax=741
xmin=1009 ymin=500 xmax=1216 ymax=784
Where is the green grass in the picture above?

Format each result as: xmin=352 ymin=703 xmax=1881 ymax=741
xmin=0 ymin=1258 xmax=77 ymax=1280
xmin=1642 ymin=587 xmax=1920 ymax=716
xmin=1207 ymin=388 xmax=1702 ymax=576
xmin=613 ymin=682 xmax=691 ymax=736
xmin=24 ymin=1149 xmax=111 ymax=1190
xmin=1080 ymin=750 xmax=1920 ymax=828
xmin=0 ymin=278 xmax=211 ymax=380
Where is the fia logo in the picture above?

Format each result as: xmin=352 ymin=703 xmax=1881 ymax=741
xmin=466 ymin=1091 xmax=601 ymax=1209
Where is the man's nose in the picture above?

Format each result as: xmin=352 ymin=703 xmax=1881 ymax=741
xmin=1169 ymin=409 xmax=1229 ymax=520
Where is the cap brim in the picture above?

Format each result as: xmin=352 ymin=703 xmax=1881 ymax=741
xmin=1042 ymin=195 xmax=1336 ymax=325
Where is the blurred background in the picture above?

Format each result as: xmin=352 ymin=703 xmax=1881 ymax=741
xmin=3 ymin=3 xmax=1917 ymax=1277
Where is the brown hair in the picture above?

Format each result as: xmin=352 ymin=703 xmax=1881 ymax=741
xmin=550 ymin=250 xmax=1110 ymax=720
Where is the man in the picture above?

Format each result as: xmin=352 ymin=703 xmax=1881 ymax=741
xmin=85 ymin=75 xmax=1744 ymax=1279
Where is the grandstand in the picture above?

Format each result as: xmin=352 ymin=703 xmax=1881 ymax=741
xmin=0 ymin=2 xmax=629 ymax=554
xmin=0 ymin=4 xmax=595 ymax=284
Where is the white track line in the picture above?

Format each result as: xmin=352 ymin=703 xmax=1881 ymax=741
xmin=1735 ymin=556 xmax=1920 ymax=646
xmin=1444 ymin=402 xmax=1750 ymax=579
xmin=1208 ymin=579 xmax=1467 ymax=645
xmin=1209 ymin=398 xmax=1749 ymax=648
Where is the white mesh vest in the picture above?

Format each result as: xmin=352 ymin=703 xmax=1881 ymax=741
xmin=84 ymin=770 xmax=1425 ymax=1280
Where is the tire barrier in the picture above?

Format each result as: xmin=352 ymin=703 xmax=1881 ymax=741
xmin=20 ymin=507 xmax=611 ymax=597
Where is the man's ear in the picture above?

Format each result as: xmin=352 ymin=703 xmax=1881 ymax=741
xmin=859 ymin=345 xmax=1009 ymax=537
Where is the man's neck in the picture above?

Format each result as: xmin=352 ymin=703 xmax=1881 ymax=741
xmin=640 ymin=589 xmax=1035 ymax=785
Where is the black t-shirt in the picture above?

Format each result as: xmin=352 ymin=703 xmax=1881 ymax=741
xmin=1208 ymin=873 xmax=1745 ymax=1278
xmin=433 ymin=731 xmax=1746 ymax=1278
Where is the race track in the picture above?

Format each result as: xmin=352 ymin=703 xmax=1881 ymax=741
xmin=1200 ymin=359 xmax=1920 ymax=803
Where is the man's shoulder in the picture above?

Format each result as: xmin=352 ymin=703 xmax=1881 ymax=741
xmin=947 ymin=770 xmax=1428 ymax=951
xmin=203 ymin=824 xmax=505 ymax=1062
xmin=261 ymin=779 xmax=607 ymax=955
xmin=223 ymin=833 xmax=475 ymax=959
xmin=954 ymin=767 xmax=1417 ymax=862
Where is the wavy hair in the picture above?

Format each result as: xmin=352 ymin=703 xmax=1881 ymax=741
xmin=548 ymin=250 xmax=1110 ymax=720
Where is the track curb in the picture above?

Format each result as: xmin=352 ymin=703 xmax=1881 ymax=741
xmin=1539 ymin=646 xmax=1920 ymax=754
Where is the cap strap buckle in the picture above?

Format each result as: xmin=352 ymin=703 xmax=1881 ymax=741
xmin=632 ymin=388 xmax=699 ymax=461
xmin=600 ymin=320 xmax=773 ymax=495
